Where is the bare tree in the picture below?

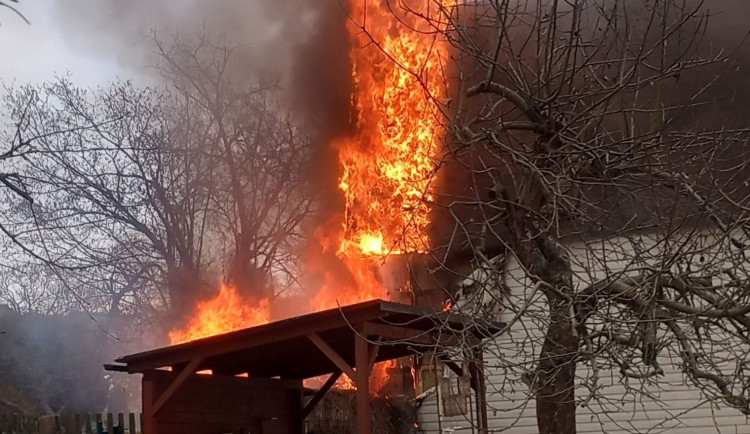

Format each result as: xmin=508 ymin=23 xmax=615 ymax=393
xmin=153 ymin=36 xmax=313 ymax=300
xmin=0 ymin=78 xmax=213 ymax=325
xmin=1 ymin=37 xmax=314 ymax=328
xmin=363 ymin=1 xmax=750 ymax=433
xmin=0 ymin=0 xmax=28 ymax=26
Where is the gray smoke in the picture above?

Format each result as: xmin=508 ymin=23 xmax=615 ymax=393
xmin=52 ymin=0 xmax=354 ymax=188
xmin=52 ymin=1 xmax=346 ymax=92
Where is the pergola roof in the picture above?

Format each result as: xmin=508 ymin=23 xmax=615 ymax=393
xmin=108 ymin=299 xmax=503 ymax=380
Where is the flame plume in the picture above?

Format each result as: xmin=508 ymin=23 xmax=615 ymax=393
xmin=311 ymin=0 xmax=449 ymax=312
xmin=168 ymin=0 xmax=448 ymax=392
xmin=312 ymin=0 xmax=449 ymax=393
xmin=338 ymin=0 xmax=447 ymax=258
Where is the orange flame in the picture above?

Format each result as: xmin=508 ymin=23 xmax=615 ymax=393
xmin=169 ymin=284 xmax=270 ymax=345
xmin=337 ymin=0 xmax=447 ymax=258
xmin=310 ymin=0 xmax=449 ymax=312
xmin=327 ymin=360 xmax=396 ymax=394
xmin=167 ymin=0 xmax=448 ymax=396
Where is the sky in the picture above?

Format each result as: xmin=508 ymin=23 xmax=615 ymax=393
xmin=0 ymin=1 xmax=145 ymax=88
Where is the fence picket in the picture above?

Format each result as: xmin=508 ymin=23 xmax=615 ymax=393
xmin=0 ymin=411 xmax=142 ymax=434
xmin=69 ymin=413 xmax=76 ymax=433
xmin=128 ymin=413 xmax=136 ymax=434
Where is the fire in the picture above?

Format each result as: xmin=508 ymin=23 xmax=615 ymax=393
xmin=169 ymin=284 xmax=270 ymax=345
xmin=337 ymin=0 xmax=447 ymax=257
xmin=167 ymin=0 xmax=448 ymax=397
xmin=310 ymin=0 xmax=449 ymax=311
xmin=325 ymin=360 xmax=396 ymax=395
xmin=370 ymin=360 xmax=397 ymax=394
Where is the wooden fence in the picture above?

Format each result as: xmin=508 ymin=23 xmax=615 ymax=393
xmin=0 ymin=413 xmax=142 ymax=434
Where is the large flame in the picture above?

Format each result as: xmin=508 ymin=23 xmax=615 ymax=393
xmin=338 ymin=0 xmax=447 ymax=258
xmin=310 ymin=0 xmax=448 ymax=393
xmin=169 ymin=284 xmax=270 ymax=345
xmin=167 ymin=0 xmax=447 ymax=396
xmin=311 ymin=0 xmax=448 ymax=311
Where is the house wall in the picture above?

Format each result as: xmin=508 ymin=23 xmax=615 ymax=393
xmin=142 ymin=370 xmax=302 ymax=434
xmin=417 ymin=231 xmax=750 ymax=433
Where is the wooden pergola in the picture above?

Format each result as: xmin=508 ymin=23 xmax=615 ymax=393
xmin=106 ymin=300 xmax=502 ymax=434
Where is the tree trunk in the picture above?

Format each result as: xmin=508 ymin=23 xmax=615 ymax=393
xmin=500 ymin=183 xmax=579 ymax=433
xmin=536 ymin=290 xmax=578 ymax=434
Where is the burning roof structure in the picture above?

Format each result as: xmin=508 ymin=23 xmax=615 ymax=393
xmin=107 ymin=300 xmax=503 ymax=434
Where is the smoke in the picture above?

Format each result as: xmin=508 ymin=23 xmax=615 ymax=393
xmin=51 ymin=0 xmax=358 ymax=306
xmin=46 ymin=0 xmax=750 ymax=316
xmin=51 ymin=0 xmax=354 ymax=188
xmin=0 ymin=306 xmax=146 ymax=412
xmin=52 ymin=1 xmax=328 ymax=87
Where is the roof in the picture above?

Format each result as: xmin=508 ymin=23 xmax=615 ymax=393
xmin=108 ymin=300 xmax=503 ymax=380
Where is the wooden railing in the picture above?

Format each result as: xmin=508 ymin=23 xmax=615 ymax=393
xmin=0 ymin=412 xmax=142 ymax=434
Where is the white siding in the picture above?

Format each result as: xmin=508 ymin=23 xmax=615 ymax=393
xmin=417 ymin=231 xmax=750 ymax=433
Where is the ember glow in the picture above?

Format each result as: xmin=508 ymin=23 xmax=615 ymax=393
xmin=169 ymin=285 xmax=270 ymax=345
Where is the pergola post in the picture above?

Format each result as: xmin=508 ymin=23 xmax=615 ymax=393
xmin=354 ymin=332 xmax=371 ymax=434
xmin=471 ymin=349 xmax=489 ymax=434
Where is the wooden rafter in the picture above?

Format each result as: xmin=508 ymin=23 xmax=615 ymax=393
xmin=368 ymin=340 xmax=380 ymax=370
xmin=307 ymin=333 xmax=356 ymax=380
xmin=302 ymin=370 xmax=342 ymax=419
xmin=151 ymin=357 xmax=204 ymax=416
xmin=362 ymin=321 xmax=465 ymax=347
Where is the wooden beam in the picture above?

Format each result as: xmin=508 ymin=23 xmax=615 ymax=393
xmin=354 ymin=332 xmax=371 ymax=434
xmin=368 ymin=342 xmax=380 ymax=371
xmin=363 ymin=322 xmax=432 ymax=344
xmin=307 ymin=333 xmax=356 ymax=380
xmin=103 ymin=364 xmax=128 ymax=372
xmin=471 ymin=349 xmax=489 ymax=434
xmin=151 ymin=357 xmax=204 ymax=417
xmin=302 ymin=370 xmax=342 ymax=419
xmin=362 ymin=321 xmax=462 ymax=346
